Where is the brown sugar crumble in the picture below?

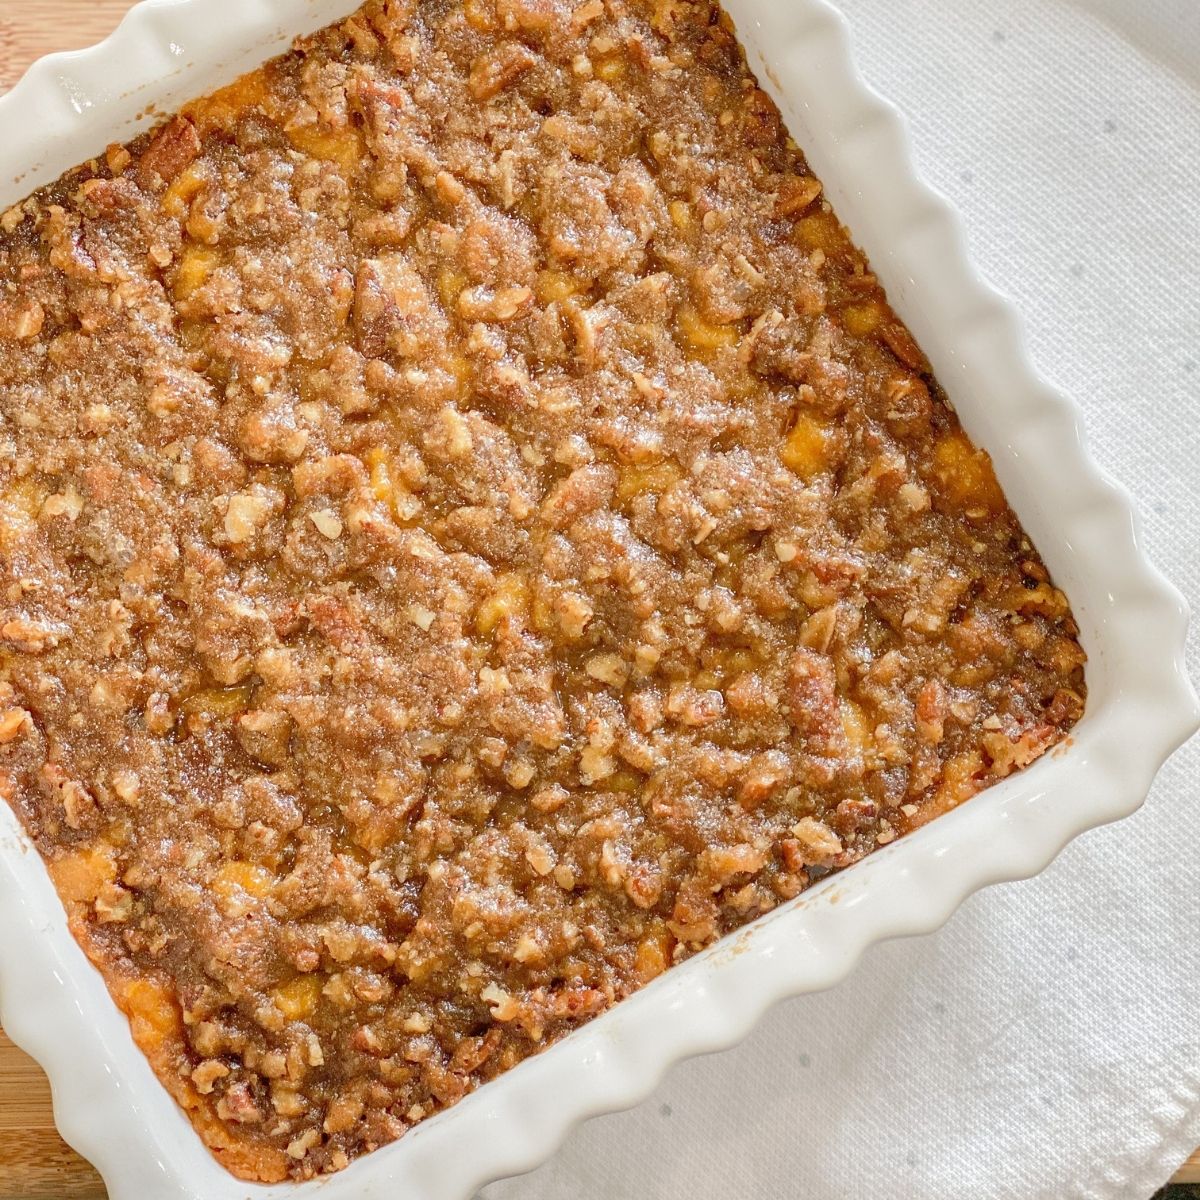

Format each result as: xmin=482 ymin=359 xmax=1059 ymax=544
xmin=0 ymin=0 xmax=1085 ymax=1181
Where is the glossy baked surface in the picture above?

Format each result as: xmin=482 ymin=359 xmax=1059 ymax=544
xmin=0 ymin=0 xmax=1086 ymax=1182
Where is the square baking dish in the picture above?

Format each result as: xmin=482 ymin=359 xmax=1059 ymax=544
xmin=0 ymin=1 xmax=1194 ymax=1197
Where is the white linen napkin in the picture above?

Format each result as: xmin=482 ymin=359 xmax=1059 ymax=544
xmin=483 ymin=2 xmax=1200 ymax=1197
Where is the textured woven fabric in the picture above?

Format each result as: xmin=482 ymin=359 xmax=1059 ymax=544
xmin=482 ymin=2 xmax=1200 ymax=1197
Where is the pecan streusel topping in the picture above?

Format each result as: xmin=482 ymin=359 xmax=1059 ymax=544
xmin=0 ymin=0 xmax=1084 ymax=1180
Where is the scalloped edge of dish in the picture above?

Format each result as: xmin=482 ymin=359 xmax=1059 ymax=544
xmin=0 ymin=2 xmax=1195 ymax=1198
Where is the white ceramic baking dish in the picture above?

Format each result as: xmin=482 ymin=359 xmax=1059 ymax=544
xmin=0 ymin=2 xmax=1194 ymax=1197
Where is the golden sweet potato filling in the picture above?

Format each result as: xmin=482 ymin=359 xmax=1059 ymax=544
xmin=0 ymin=0 xmax=1084 ymax=1181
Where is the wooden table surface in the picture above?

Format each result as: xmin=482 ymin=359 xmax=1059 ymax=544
xmin=0 ymin=1 xmax=1196 ymax=1195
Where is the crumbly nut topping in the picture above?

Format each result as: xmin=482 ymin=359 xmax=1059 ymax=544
xmin=0 ymin=0 xmax=1084 ymax=1183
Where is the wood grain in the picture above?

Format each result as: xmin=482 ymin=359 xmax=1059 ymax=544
xmin=0 ymin=0 xmax=1196 ymax=1195
xmin=0 ymin=1 xmax=134 ymax=93
xmin=0 ymin=1031 xmax=104 ymax=1199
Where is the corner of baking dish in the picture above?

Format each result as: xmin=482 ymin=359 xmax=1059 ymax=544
xmin=0 ymin=1 xmax=1195 ymax=1198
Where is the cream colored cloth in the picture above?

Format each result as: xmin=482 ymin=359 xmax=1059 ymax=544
xmin=483 ymin=2 xmax=1200 ymax=1197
